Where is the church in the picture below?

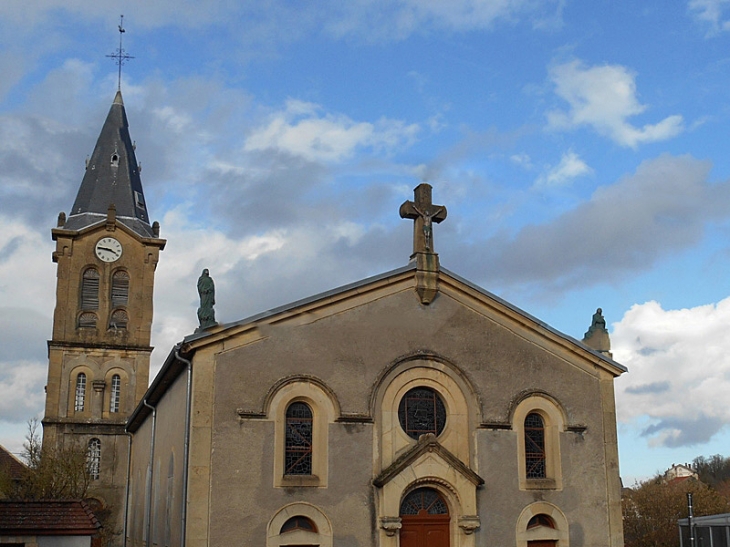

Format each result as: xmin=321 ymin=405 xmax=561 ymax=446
xmin=42 ymin=90 xmax=626 ymax=547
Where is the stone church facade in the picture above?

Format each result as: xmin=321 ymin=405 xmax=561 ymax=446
xmin=43 ymin=91 xmax=625 ymax=547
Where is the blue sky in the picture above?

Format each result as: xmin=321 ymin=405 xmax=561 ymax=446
xmin=1 ymin=0 xmax=730 ymax=484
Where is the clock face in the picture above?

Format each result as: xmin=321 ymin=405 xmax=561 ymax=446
xmin=95 ymin=237 xmax=123 ymax=262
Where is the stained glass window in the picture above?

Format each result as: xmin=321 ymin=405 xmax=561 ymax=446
xmin=285 ymin=402 xmax=313 ymax=475
xmin=525 ymin=412 xmax=546 ymax=479
xmin=75 ymin=373 xmax=86 ymax=412
xmin=281 ymin=516 xmax=317 ymax=533
xmin=398 ymin=387 xmax=446 ymax=439
xmin=87 ymin=438 xmax=101 ymax=480
xmin=110 ymin=374 xmax=121 ymax=413
xmin=400 ymin=487 xmax=449 ymax=515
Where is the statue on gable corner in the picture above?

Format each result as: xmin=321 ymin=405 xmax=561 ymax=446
xmin=583 ymin=307 xmax=611 ymax=355
xmin=584 ymin=307 xmax=608 ymax=339
xmin=197 ymin=268 xmax=217 ymax=330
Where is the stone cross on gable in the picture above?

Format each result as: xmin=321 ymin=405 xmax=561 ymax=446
xmin=400 ymin=183 xmax=447 ymax=255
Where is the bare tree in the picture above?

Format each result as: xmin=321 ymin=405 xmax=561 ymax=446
xmin=623 ymin=476 xmax=730 ymax=547
xmin=1 ymin=419 xmax=90 ymax=500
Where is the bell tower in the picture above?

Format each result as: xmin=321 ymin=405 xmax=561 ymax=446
xmin=42 ymin=90 xmax=165 ymax=545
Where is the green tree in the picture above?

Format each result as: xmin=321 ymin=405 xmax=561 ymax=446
xmin=623 ymin=477 xmax=730 ymax=547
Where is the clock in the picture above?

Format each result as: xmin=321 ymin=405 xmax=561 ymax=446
xmin=95 ymin=237 xmax=123 ymax=262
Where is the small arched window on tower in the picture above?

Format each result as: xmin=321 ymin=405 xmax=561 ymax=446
xmin=87 ymin=438 xmax=101 ymax=480
xmin=74 ymin=373 xmax=87 ymax=412
xmin=81 ymin=268 xmax=100 ymax=308
xmin=111 ymin=152 xmax=119 ymax=167
xmin=525 ymin=413 xmax=546 ymax=479
xmin=109 ymin=309 xmax=128 ymax=330
xmin=110 ymin=374 xmax=121 ymax=413
xmin=285 ymin=402 xmax=313 ymax=475
xmin=78 ymin=312 xmax=98 ymax=329
xmin=111 ymin=270 xmax=129 ymax=308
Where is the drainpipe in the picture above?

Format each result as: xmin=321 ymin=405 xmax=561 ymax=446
xmin=142 ymin=399 xmax=157 ymax=547
xmin=175 ymin=350 xmax=193 ymax=547
xmin=122 ymin=431 xmax=133 ymax=547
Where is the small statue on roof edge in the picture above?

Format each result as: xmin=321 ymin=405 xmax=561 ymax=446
xmin=585 ymin=307 xmax=607 ymax=338
xmin=196 ymin=268 xmax=217 ymax=330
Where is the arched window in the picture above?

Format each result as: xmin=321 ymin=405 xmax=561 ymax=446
xmin=397 ymin=387 xmax=447 ymax=439
xmin=75 ymin=373 xmax=87 ymax=412
xmin=285 ymin=402 xmax=313 ymax=475
xmin=400 ymin=487 xmax=449 ymax=516
xmin=78 ymin=311 xmax=97 ymax=329
xmin=111 ymin=270 xmax=129 ymax=308
xmin=109 ymin=309 xmax=128 ymax=330
xmin=280 ymin=516 xmax=317 ymax=534
xmin=527 ymin=514 xmax=556 ymax=529
xmin=110 ymin=374 xmax=121 ymax=413
xmin=87 ymin=438 xmax=101 ymax=480
xmin=525 ymin=413 xmax=546 ymax=479
xmin=80 ymin=268 xmax=99 ymax=310
xmin=267 ymin=503 xmax=333 ymax=547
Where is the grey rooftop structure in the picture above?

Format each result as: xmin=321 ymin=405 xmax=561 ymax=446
xmin=63 ymin=90 xmax=153 ymax=237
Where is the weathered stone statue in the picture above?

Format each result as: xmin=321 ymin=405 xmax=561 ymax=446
xmin=197 ymin=268 xmax=217 ymax=330
xmin=586 ymin=308 xmax=607 ymax=336
xmin=413 ymin=205 xmax=444 ymax=251
xmin=583 ymin=307 xmax=611 ymax=356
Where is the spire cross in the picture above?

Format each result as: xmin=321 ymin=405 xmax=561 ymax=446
xmin=106 ymin=15 xmax=134 ymax=91
xmin=400 ymin=183 xmax=447 ymax=255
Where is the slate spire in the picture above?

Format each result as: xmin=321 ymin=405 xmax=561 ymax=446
xmin=64 ymin=90 xmax=154 ymax=237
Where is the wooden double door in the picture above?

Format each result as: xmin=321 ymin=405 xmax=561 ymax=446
xmin=400 ymin=487 xmax=450 ymax=547
xmin=400 ymin=513 xmax=450 ymax=547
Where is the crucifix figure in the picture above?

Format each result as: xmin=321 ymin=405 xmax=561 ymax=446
xmin=399 ymin=183 xmax=447 ymax=255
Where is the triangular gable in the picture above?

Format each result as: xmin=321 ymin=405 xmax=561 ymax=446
xmin=180 ymin=263 xmax=626 ymax=377
xmin=373 ymin=433 xmax=483 ymax=488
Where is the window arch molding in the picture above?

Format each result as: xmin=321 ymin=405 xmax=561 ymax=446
xmin=267 ymin=377 xmax=337 ymax=488
xmin=512 ymin=394 xmax=566 ymax=490
xmin=266 ymin=502 xmax=332 ymax=547
xmin=516 ymin=502 xmax=569 ymax=547
xmin=375 ymin=359 xmax=476 ymax=471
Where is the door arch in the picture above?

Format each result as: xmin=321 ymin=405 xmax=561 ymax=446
xmin=400 ymin=487 xmax=450 ymax=547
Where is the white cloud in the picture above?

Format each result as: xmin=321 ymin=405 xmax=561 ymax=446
xmin=0 ymin=361 xmax=47 ymax=423
xmin=613 ymin=297 xmax=730 ymax=446
xmin=510 ymin=152 xmax=532 ymax=169
xmin=244 ymin=99 xmax=419 ymax=163
xmin=535 ymin=150 xmax=592 ymax=187
xmin=324 ymin=0 xmax=564 ymax=40
xmin=689 ymin=0 xmax=730 ymax=34
xmin=546 ymin=60 xmax=684 ymax=148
